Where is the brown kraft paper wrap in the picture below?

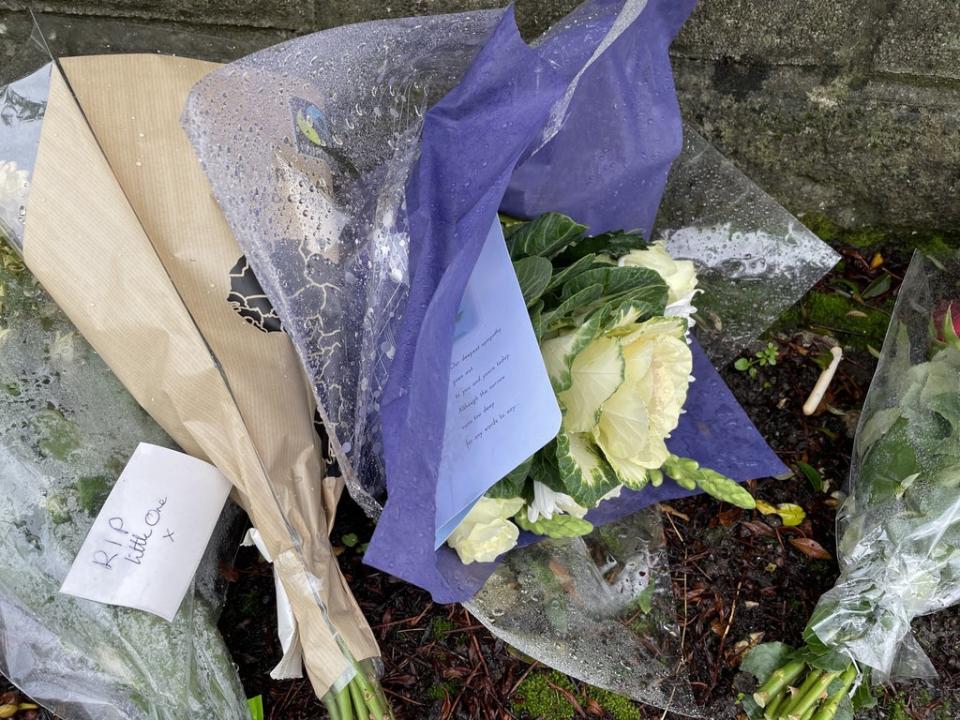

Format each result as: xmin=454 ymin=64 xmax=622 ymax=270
xmin=21 ymin=60 xmax=380 ymax=696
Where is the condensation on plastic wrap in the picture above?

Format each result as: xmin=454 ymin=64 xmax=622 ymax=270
xmin=468 ymin=510 xmax=699 ymax=714
xmin=806 ymin=252 xmax=960 ymax=681
xmin=0 ymin=221 xmax=247 ymax=718
xmin=184 ymin=11 xmax=503 ymax=516
xmin=654 ymin=126 xmax=840 ymax=366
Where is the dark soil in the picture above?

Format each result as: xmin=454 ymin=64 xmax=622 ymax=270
xmin=5 ymin=242 xmax=959 ymax=720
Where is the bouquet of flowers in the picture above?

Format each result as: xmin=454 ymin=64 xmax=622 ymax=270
xmin=743 ymin=251 xmax=960 ymax=720
xmin=447 ymin=213 xmax=755 ymax=564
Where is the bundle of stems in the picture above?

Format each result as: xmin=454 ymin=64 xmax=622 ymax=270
xmin=753 ymin=662 xmax=857 ymax=720
xmin=322 ymin=658 xmax=394 ymax=720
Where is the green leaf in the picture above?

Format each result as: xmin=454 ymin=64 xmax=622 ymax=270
xmin=541 ymin=313 xmax=605 ymax=393
xmin=341 ymin=533 xmax=359 ymax=548
xmin=797 ymin=645 xmax=851 ymax=673
xmin=529 ymin=444 xmax=566 ymax=493
xmin=247 ymin=696 xmax=265 ymax=720
xmin=513 ymin=256 xmax=553 ymax=307
xmin=486 ymin=457 xmax=533 ymax=499
xmin=561 ymin=265 xmax=666 ymax=302
xmin=734 ymin=357 xmax=751 ymax=371
xmin=295 ymin=110 xmax=323 ymax=146
xmin=514 ymin=512 xmax=594 ymax=538
xmin=795 ymin=461 xmax=824 ymax=492
xmin=558 ymin=335 xmax=624 ymax=432
xmin=507 ymin=212 xmax=586 ymax=259
xmin=555 ymin=432 xmax=620 ymax=507
xmin=775 ymin=503 xmax=806 ymax=526
xmin=545 ymin=253 xmax=598 ymax=293
xmin=851 ymin=677 xmax=876 ymax=710
xmin=741 ymin=642 xmax=796 ymax=683
xmin=834 ymin=696 xmax=855 ymax=720
xmin=553 ymin=229 xmax=647 ymax=264
xmin=543 ymin=283 xmax=605 ymax=330
xmin=634 ymin=578 xmax=656 ymax=614
xmin=528 ymin=299 xmax=545 ymax=343
xmin=861 ymin=273 xmax=891 ymax=300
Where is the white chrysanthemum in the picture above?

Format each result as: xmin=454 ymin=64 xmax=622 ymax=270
xmin=447 ymin=497 xmax=524 ymax=564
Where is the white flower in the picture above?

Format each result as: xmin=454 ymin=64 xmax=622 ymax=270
xmin=590 ymin=317 xmax=693 ymax=484
xmin=447 ymin=497 xmax=524 ymax=564
xmin=619 ymin=242 xmax=700 ymax=325
xmin=527 ymin=481 xmax=589 ymax=523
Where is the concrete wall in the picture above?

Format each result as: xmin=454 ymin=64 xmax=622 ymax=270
xmin=1 ymin=0 xmax=958 ymax=231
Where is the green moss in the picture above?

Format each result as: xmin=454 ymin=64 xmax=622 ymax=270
xmin=74 ymin=475 xmax=112 ymax=515
xmin=512 ymin=670 xmax=642 ymax=720
xmin=887 ymin=693 xmax=911 ymax=720
xmin=591 ymin=687 xmax=642 ymax=720
xmin=430 ymin=616 xmax=455 ymax=637
xmin=33 ymin=407 xmax=81 ymax=461
xmin=802 ymin=212 xmax=960 ymax=256
xmin=513 ymin=671 xmax=577 ymax=720
xmin=776 ymin=291 xmax=889 ymax=350
xmin=427 ymin=681 xmax=457 ymax=702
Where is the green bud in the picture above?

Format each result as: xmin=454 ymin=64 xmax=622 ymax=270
xmin=696 ymin=468 xmax=756 ymax=509
xmin=647 ymin=468 xmax=663 ymax=487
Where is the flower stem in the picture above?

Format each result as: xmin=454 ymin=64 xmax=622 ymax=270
xmin=324 ymin=694 xmax=342 ymax=720
xmin=763 ymin=688 xmax=788 ymax=720
xmin=810 ymin=665 xmax=857 ymax=720
xmin=349 ymin=677 xmax=370 ymax=719
xmin=784 ymin=670 xmax=839 ymax=720
xmin=335 ymin=685 xmax=354 ymax=720
xmin=754 ymin=660 xmax=807 ymax=708
xmin=778 ymin=669 xmax=822 ymax=718
xmin=351 ymin=661 xmax=392 ymax=719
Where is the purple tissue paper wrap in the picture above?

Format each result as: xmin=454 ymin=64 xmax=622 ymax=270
xmin=365 ymin=0 xmax=787 ymax=603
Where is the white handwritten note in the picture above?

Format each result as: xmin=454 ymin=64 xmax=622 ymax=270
xmin=60 ymin=443 xmax=233 ymax=621
xmin=434 ymin=220 xmax=562 ymax=547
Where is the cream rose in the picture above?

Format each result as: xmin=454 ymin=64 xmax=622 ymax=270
xmin=619 ymin=242 xmax=699 ymax=324
xmin=446 ymin=497 xmax=524 ymax=564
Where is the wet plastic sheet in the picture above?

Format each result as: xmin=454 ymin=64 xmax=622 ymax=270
xmin=807 ymin=252 xmax=960 ymax=680
xmin=654 ymin=127 xmax=841 ymax=367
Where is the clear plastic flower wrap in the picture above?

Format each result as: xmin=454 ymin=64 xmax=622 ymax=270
xmin=0 ymin=229 xmax=247 ymax=717
xmin=741 ymin=251 xmax=960 ymax=720
xmin=813 ymin=251 xmax=960 ymax=679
